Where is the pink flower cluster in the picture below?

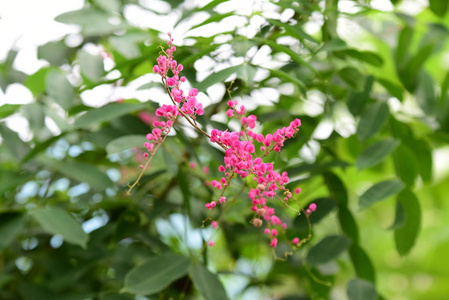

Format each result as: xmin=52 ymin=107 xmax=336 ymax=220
xmin=152 ymin=34 xmax=203 ymax=119
xmin=138 ymin=36 xmax=317 ymax=249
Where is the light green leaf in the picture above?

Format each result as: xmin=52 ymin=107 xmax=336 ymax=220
xmin=0 ymin=104 xmax=21 ymax=119
xmin=356 ymin=102 xmax=389 ymax=141
xmin=31 ymin=207 xmax=88 ymax=247
xmin=25 ymin=67 xmax=53 ymax=95
xmin=394 ymin=189 xmax=421 ymax=256
xmin=96 ymin=0 xmax=121 ymax=11
xmin=359 ymin=180 xmax=404 ymax=209
xmin=347 ymin=278 xmax=378 ymax=300
xmin=267 ymin=68 xmax=306 ymax=93
xmin=106 ymin=135 xmax=145 ymax=156
xmin=122 ymin=254 xmax=190 ymax=295
xmin=306 ymin=235 xmax=351 ymax=265
xmin=79 ymin=50 xmax=104 ymax=82
xmin=46 ymin=70 xmax=74 ymax=110
xmin=189 ymin=263 xmax=228 ymax=300
xmin=356 ymin=139 xmax=400 ymax=171
xmin=74 ymin=102 xmax=146 ymax=128
xmin=377 ymin=78 xmax=404 ymax=101
xmin=236 ymin=64 xmax=257 ymax=86
xmin=0 ymin=123 xmax=30 ymax=161
xmin=0 ymin=212 xmax=26 ymax=249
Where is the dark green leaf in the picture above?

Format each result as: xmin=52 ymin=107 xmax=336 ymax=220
xmin=50 ymin=160 xmax=114 ymax=191
xmin=106 ymin=135 xmax=145 ymax=156
xmin=338 ymin=67 xmax=364 ymax=91
xmin=0 ymin=122 xmax=30 ymax=161
xmin=377 ymin=78 xmax=404 ymax=101
xmin=338 ymin=207 xmax=359 ymax=243
xmin=429 ymin=0 xmax=449 ymax=17
xmin=389 ymin=198 xmax=406 ymax=230
xmin=356 ymin=139 xmax=400 ymax=171
xmin=307 ymin=235 xmax=351 ymax=265
xmin=46 ymin=70 xmax=74 ymax=110
xmin=347 ymin=76 xmax=374 ymax=116
xmin=394 ymin=189 xmax=421 ymax=256
xmin=318 ymin=38 xmax=348 ymax=52
xmin=294 ymin=198 xmax=336 ymax=230
xmin=356 ymin=102 xmax=389 ymax=141
xmin=359 ymin=180 xmax=404 ymax=209
xmin=392 ymin=144 xmax=419 ymax=186
xmin=79 ymin=50 xmax=104 ymax=82
xmin=323 ymin=171 xmax=348 ymax=206
xmin=347 ymin=278 xmax=378 ymax=300
xmin=395 ymin=26 xmax=413 ymax=67
xmin=0 ymin=212 xmax=26 ymax=249
xmin=31 ymin=207 xmax=88 ymax=247
xmin=339 ymin=50 xmax=383 ymax=67
xmin=267 ymin=19 xmax=318 ymax=43
xmin=122 ymin=254 xmax=190 ymax=295
xmin=189 ymin=263 xmax=228 ymax=300
xmin=74 ymin=102 xmax=146 ymax=128
xmin=349 ymin=245 xmax=376 ymax=283
xmin=416 ymin=70 xmax=436 ymax=115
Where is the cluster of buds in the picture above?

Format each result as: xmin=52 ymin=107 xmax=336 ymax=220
xmin=128 ymin=35 xmax=317 ymax=250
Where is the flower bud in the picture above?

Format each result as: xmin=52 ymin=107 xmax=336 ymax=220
xmin=253 ymin=218 xmax=263 ymax=228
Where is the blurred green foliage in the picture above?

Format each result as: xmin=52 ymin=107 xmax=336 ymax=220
xmin=1 ymin=0 xmax=449 ymax=299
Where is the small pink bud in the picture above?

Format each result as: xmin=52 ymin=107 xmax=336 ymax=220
xmin=292 ymin=237 xmax=300 ymax=245
xmin=253 ymin=218 xmax=263 ymax=228
xmin=264 ymin=228 xmax=270 ymax=234
xmin=139 ymin=165 xmax=143 ymax=169
xmin=294 ymin=188 xmax=301 ymax=194
xmin=309 ymin=203 xmax=317 ymax=212
xmin=189 ymin=162 xmax=196 ymax=169
xmin=270 ymin=238 xmax=278 ymax=248
xmin=207 ymin=241 xmax=215 ymax=247
xmin=271 ymin=229 xmax=278 ymax=236
xmin=211 ymin=221 xmax=218 ymax=228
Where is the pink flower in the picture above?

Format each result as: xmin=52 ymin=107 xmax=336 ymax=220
xmin=270 ymin=238 xmax=278 ymax=248
xmin=309 ymin=203 xmax=317 ymax=212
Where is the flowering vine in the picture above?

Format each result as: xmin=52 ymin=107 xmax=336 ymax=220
xmin=127 ymin=34 xmax=316 ymax=251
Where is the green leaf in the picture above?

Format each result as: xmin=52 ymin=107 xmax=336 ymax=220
xmin=31 ymin=207 xmax=88 ymax=247
xmin=189 ymin=263 xmax=228 ymax=300
xmin=0 ymin=212 xmax=26 ymax=249
xmin=395 ymin=26 xmax=413 ymax=67
xmin=349 ymin=245 xmax=376 ymax=283
xmin=306 ymin=235 xmax=351 ymax=265
xmin=392 ymin=144 xmax=419 ymax=186
xmin=0 ymin=122 xmax=30 ymax=161
xmin=46 ymin=70 xmax=74 ymax=110
xmin=252 ymin=37 xmax=316 ymax=73
xmin=318 ymin=38 xmax=348 ymax=52
xmin=109 ymin=33 xmax=148 ymax=59
xmin=79 ymin=50 xmax=104 ymax=82
xmin=267 ymin=68 xmax=306 ymax=93
xmin=236 ymin=64 xmax=257 ymax=86
xmin=267 ymin=19 xmax=318 ymax=43
xmin=389 ymin=199 xmax=406 ymax=230
xmin=429 ymin=0 xmax=449 ymax=17
xmin=96 ymin=0 xmax=121 ymax=11
xmin=38 ymin=41 xmax=71 ymax=66
xmin=55 ymin=8 xmax=127 ymax=37
xmin=338 ymin=67 xmax=364 ymax=91
xmin=190 ymin=12 xmax=234 ymax=30
xmin=394 ymin=189 xmax=421 ymax=256
xmin=0 ymin=104 xmax=21 ymax=118
xmin=196 ymin=65 xmax=241 ymax=91
xmin=74 ymin=102 xmax=146 ymax=128
xmin=122 ymin=254 xmax=190 ymax=295
xmin=323 ymin=171 xmax=348 ymax=206
xmin=377 ymin=78 xmax=404 ymax=101
xmin=347 ymin=278 xmax=378 ymax=300
xmin=356 ymin=139 xmax=400 ymax=171
xmin=25 ymin=67 xmax=53 ymax=95
xmin=347 ymin=76 xmax=374 ymax=116
xmin=106 ymin=135 xmax=145 ymax=156
xmin=338 ymin=207 xmax=359 ymax=243
xmin=416 ymin=70 xmax=437 ymax=115
xmin=356 ymin=102 xmax=389 ymax=141
xmin=359 ymin=180 xmax=404 ymax=209
xmin=55 ymin=161 xmax=113 ymax=191
xmin=339 ymin=50 xmax=383 ymax=67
